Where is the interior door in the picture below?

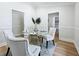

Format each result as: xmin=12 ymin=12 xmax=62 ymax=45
xmin=12 ymin=10 xmax=24 ymax=36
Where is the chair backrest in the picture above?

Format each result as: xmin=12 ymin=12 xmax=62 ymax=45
xmin=3 ymin=30 xmax=30 ymax=56
xmin=49 ymin=27 xmax=56 ymax=38
xmin=7 ymin=39 xmax=29 ymax=56
xmin=0 ymin=30 xmax=7 ymax=47
xmin=3 ymin=30 xmax=15 ymax=39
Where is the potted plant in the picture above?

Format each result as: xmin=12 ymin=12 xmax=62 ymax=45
xmin=32 ymin=17 xmax=41 ymax=32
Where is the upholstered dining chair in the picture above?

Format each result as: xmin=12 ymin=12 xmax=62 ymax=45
xmin=3 ymin=30 xmax=41 ymax=56
xmin=0 ymin=30 xmax=9 ymax=56
xmin=45 ymin=27 xmax=56 ymax=48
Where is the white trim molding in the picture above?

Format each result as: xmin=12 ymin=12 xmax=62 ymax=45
xmin=59 ymin=37 xmax=74 ymax=43
xmin=73 ymin=40 xmax=79 ymax=54
xmin=59 ymin=26 xmax=75 ymax=29
xmin=74 ymin=27 xmax=79 ymax=54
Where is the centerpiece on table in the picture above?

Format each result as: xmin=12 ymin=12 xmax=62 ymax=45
xmin=32 ymin=17 xmax=41 ymax=33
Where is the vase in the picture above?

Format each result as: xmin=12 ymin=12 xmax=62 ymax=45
xmin=34 ymin=23 xmax=38 ymax=33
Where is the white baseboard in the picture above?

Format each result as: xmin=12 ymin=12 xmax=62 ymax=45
xmin=59 ymin=37 xmax=74 ymax=43
xmin=73 ymin=40 xmax=79 ymax=54
xmin=60 ymin=37 xmax=79 ymax=54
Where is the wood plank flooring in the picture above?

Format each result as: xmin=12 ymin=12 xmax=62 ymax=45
xmin=0 ymin=46 xmax=7 ymax=55
xmin=53 ymin=37 xmax=78 ymax=56
xmin=0 ymin=36 xmax=78 ymax=56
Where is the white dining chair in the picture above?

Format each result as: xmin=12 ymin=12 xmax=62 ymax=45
xmin=3 ymin=30 xmax=41 ymax=56
xmin=45 ymin=27 xmax=56 ymax=48
xmin=0 ymin=30 xmax=9 ymax=56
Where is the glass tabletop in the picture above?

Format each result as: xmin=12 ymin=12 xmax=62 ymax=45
xmin=38 ymin=30 xmax=48 ymax=36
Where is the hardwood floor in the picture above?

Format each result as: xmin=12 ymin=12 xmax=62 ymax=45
xmin=53 ymin=40 xmax=78 ymax=56
xmin=0 ymin=36 xmax=78 ymax=56
xmin=0 ymin=46 xmax=8 ymax=55
xmin=53 ymin=36 xmax=78 ymax=56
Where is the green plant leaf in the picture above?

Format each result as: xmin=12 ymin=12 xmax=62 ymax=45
xmin=36 ymin=18 xmax=41 ymax=24
xmin=32 ymin=18 xmax=35 ymax=24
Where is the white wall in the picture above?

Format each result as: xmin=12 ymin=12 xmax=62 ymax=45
xmin=36 ymin=5 xmax=75 ymax=42
xmin=0 ymin=2 xmax=35 ymax=45
xmin=0 ymin=2 xmax=75 ymax=45
xmin=74 ymin=2 xmax=79 ymax=54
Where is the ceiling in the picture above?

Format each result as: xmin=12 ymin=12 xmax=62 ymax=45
xmin=23 ymin=2 xmax=76 ymax=7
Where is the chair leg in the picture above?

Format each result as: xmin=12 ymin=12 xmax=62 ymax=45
xmin=6 ymin=47 xmax=10 ymax=56
xmin=39 ymin=52 xmax=40 ymax=56
xmin=40 ymin=37 xmax=43 ymax=48
xmin=42 ymin=37 xmax=43 ymax=43
xmin=53 ymin=40 xmax=55 ymax=45
xmin=46 ymin=41 xmax=48 ymax=48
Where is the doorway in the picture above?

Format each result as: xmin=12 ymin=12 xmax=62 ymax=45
xmin=48 ymin=12 xmax=59 ymax=41
xmin=12 ymin=10 xmax=24 ymax=37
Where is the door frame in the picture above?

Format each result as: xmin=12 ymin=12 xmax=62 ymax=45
xmin=48 ymin=11 xmax=60 ymax=39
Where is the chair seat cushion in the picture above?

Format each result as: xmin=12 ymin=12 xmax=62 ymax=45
xmin=28 ymin=45 xmax=41 ymax=56
xmin=46 ymin=34 xmax=54 ymax=41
